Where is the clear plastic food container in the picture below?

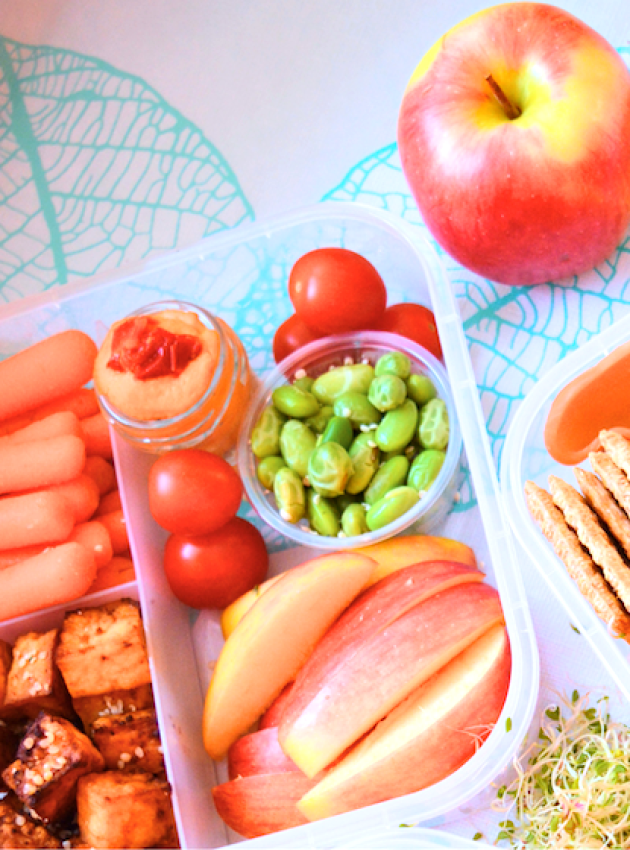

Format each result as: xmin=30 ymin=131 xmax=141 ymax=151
xmin=501 ymin=310 xmax=630 ymax=701
xmin=0 ymin=202 xmax=539 ymax=849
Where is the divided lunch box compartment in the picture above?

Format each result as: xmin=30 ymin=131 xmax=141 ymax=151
xmin=0 ymin=203 xmax=539 ymax=848
xmin=502 ymin=310 xmax=630 ymax=702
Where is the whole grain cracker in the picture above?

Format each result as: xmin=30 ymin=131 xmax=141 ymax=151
xmin=589 ymin=449 xmax=630 ymax=516
xmin=524 ymin=480 xmax=630 ymax=638
xmin=599 ymin=429 xmax=630 ymax=478
xmin=549 ymin=474 xmax=630 ymax=614
xmin=575 ymin=466 xmax=630 ymax=560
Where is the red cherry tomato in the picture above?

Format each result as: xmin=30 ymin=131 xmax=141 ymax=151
xmin=163 ymin=517 xmax=269 ymax=609
xmin=377 ymin=303 xmax=443 ymax=360
xmin=148 ymin=449 xmax=243 ymax=536
xmin=288 ymin=248 xmax=387 ymax=335
xmin=273 ymin=313 xmax=321 ymax=363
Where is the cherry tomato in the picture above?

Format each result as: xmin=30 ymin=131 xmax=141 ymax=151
xmin=148 ymin=449 xmax=243 ymax=536
xmin=273 ymin=313 xmax=321 ymax=363
xmin=288 ymin=248 xmax=387 ymax=335
xmin=377 ymin=303 xmax=443 ymax=360
xmin=163 ymin=517 xmax=269 ymax=609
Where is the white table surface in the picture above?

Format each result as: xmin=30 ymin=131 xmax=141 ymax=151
xmin=2 ymin=1 xmax=630 ymax=847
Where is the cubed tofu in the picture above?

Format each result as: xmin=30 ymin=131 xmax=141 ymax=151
xmin=0 ymin=640 xmax=12 ymax=707
xmin=0 ymin=631 xmax=75 ymax=722
xmin=55 ymin=599 xmax=153 ymax=729
xmin=0 ymin=798 xmax=61 ymax=848
xmin=2 ymin=712 xmax=104 ymax=824
xmin=77 ymin=771 xmax=178 ymax=849
xmin=91 ymin=708 xmax=164 ymax=774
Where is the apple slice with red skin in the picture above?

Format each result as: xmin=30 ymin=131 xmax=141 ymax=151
xmin=298 ymin=623 xmax=511 ymax=821
xmin=259 ymin=683 xmax=294 ymax=730
xmin=279 ymin=560 xmax=483 ymax=739
xmin=228 ymin=727 xmax=300 ymax=780
xmin=355 ymin=534 xmax=477 ymax=587
xmin=212 ymin=772 xmax=315 ymax=839
xmin=279 ymin=581 xmax=504 ymax=777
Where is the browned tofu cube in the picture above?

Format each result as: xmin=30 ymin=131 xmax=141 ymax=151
xmin=0 ymin=798 xmax=61 ymax=848
xmin=0 ymin=640 xmax=12 ymax=707
xmin=77 ymin=771 xmax=178 ymax=848
xmin=91 ymin=707 xmax=165 ymax=774
xmin=55 ymin=599 xmax=153 ymax=728
xmin=0 ymin=631 xmax=75 ymax=722
xmin=2 ymin=712 xmax=104 ymax=824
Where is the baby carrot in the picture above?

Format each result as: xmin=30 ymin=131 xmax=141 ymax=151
xmin=95 ymin=489 xmax=121 ymax=517
xmin=0 ymin=331 xmax=97 ymax=423
xmin=88 ymin=556 xmax=136 ymax=594
xmin=0 ymin=411 xmax=82 ymax=445
xmin=80 ymin=413 xmax=113 ymax=459
xmin=0 ymin=434 xmax=85 ymax=495
xmin=44 ymin=474 xmax=101 ymax=524
xmin=83 ymin=456 xmax=117 ymax=496
xmin=0 ymin=492 xmax=75 ymax=550
xmin=69 ymin=521 xmax=113 ymax=569
xmin=98 ymin=509 xmax=129 ymax=555
xmin=0 ymin=387 xmax=100 ymax=437
xmin=0 ymin=542 xmax=97 ymax=621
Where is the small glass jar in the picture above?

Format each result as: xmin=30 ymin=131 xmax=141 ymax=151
xmin=95 ymin=300 xmax=253 ymax=455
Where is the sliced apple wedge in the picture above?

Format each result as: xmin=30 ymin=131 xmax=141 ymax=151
xmin=354 ymin=534 xmax=477 ymax=586
xmin=259 ymin=682 xmax=295 ymax=730
xmin=298 ymin=623 xmax=511 ymax=821
xmin=220 ymin=574 xmax=284 ymax=639
xmin=212 ymin=772 xmax=315 ymax=839
xmin=279 ymin=582 xmax=504 ymax=777
xmin=228 ymin=727 xmax=300 ymax=780
xmin=203 ymin=552 xmax=376 ymax=761
xmin=280 ymin=560 xmax=483 ymax=738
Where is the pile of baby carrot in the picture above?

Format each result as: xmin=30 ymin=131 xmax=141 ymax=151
xmin=0 ymin=329 xmax=133 ymax=622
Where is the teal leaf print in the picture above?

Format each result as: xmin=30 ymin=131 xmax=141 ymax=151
xmin=0 ymin=36 xmax=253 ymax=302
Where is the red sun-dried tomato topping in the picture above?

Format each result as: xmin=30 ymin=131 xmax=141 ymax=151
xmin=107 ymin=316 xmax=203 ymax=380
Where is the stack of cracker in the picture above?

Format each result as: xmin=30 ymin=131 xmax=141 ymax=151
xmin=525 ymin=429 xmax=630 ymax=640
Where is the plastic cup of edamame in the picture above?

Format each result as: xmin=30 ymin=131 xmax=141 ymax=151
xmin=236 ymin=330 xmax=462 ymax=550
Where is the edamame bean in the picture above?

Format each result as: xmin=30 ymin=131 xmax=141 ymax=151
xmin=368 ymin=374 xmax=407 ymax=412
xmin=293 ymin=374 xmax=314 ymax=393
xmin=375 ymin=352 xmax=411 ymax=380
xmin=321 ymin=415 xmax=354 ymax=450
xmin=308 ymin=442 xmax=354 ymax=498
xmin=272 ymin=384 xmax=320 ymax=419
xmin=407 ymin=373 xmax=437 ymax=406
xmin=341 ymin=503 xmax=369 ymax=537
xmin=333 ymin=392 xmax=381 ymax=428
xmin=375 ymin=399 xmax=418 ymax=453
xmin=365 ymin=486 xmax=420 ymax=531
xmin=418 ymin=398 xmax=449 ymax=450
xmin=307 ymin=490 xmax=340 ymax=537
xmin=305 ymin=405 xmax=334 ymax=434
xmin=407 ymin=449 xmax=446 ymax=493
xmin=346 ymin=431 xmax=380 ymax=494
xmin=251 ymin=404 xmax=286 ymax=458
xmin=364 ymin=455 xmax=410 ymax=505
xmin=311 ymin=363 xmax=375 ymax=405
xmin=279 ymin=419 xmax=317 ymax=478
xmin=273 ymin=466 xmax=306 ymax=524
xmin=256 ymin=455 xmax=286 ymax=490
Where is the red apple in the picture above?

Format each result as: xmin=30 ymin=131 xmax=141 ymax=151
xmin=259 ymin=683 xmax=295 ymax=730
xmin=398 ymin=3 xmax=630 ymax=286
xmin=298 ymin=624 xmax=511 ymax=821
xmin=279 ymin=581 xmax=504 ymax=777
xmin=228 ymin=727 xmax=300 ymax=780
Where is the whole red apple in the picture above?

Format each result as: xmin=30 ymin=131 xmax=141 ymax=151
xmin=398 ymin=3 xmax=630 ymax=286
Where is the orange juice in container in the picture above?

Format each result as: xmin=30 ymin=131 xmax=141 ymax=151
xmin=94 ymin=300 xmax=252 ymax=455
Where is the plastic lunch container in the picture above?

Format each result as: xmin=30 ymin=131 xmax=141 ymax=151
xmin=237 ymin=330 xmax=462 ymax=549
xmin=0 ymin=202 xmax=539 ymax=849
xmin=501 ymin=310 xmax=630 ymax=702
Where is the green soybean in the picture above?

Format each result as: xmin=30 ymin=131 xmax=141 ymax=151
xmin=365 ymin=486 xmax=420 ymax=531
xmin=346 ymin=431 xmax=380 ymax=494
xmin=293 ymin=374 xmax=314 ymax=393
xmin=272 ymin=384 xmax=320 ymax=419
xmin=279 ymin=419 xmax=317 ymax=478
xmin=364 ymin=455 xmax=410 ymax=506
xmin=407 ymin=449 xmax=446 ymax=493
xmin=333 ymin=392 xmax=381 ymax=428
xmin=418 ymin=398 xmax=449 ymax=450
xmin=341 ymin=503 xmax=369 ymax=537
xmin=256 ymin=455 xmax=286 ymax=490
xmin=307 ymin=490 xmax=340 ymax=537
xmin=273 ymin=467 xmax=306 ymax=524
xmin=407 ymin=373 xmax=437 ymax=406
xmin=307 ymin=442 xmax=354 ymax=498
xmin=321 ymin=416 xmax=354 ymax=450
xmin=305 ymin=405 xmax=334 ymax=434
xmin=311 ymin=363 xmax=375 ymax=405
xmin=368 ymin=374 xmax=407 ymax=412
xmin=375 ymin=399 xmax=418 ymax=453
xmin=251 ymin=404 xmax=286 ymax=458
xmin=375 ymin=352 xmax=411 ymax=380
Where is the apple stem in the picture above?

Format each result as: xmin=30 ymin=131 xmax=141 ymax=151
xmin=485 ymin=74 xmax=521 ymax=120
